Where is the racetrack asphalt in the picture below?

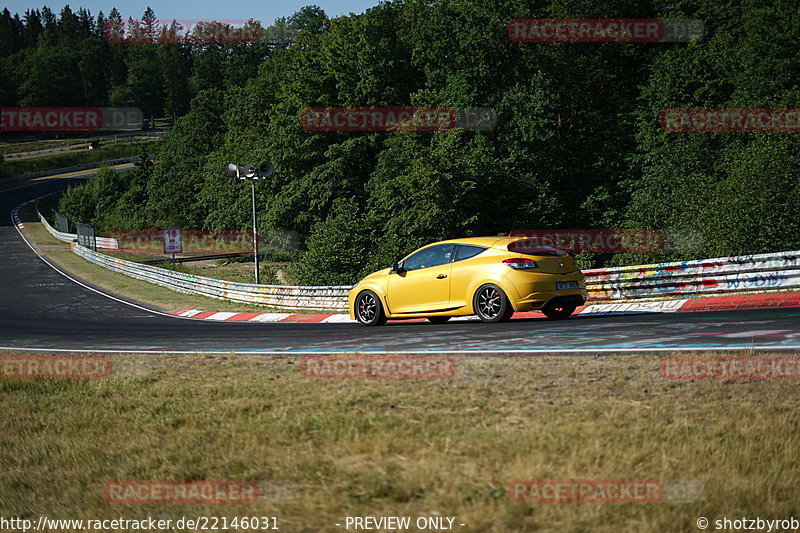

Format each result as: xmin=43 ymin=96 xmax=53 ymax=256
xmin=1 ymin=176 xmax=799 ymax=354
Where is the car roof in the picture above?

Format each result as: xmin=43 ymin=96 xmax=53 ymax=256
xmin=434 ymin=236 xmax=524 ymax=250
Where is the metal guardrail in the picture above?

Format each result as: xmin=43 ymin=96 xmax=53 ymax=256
xmin=140 ymin=253 xmax=249 ymax=265
xmin=72 ymin=243 xmax=349 ymax=311
xmin=36 ymin=200 xmax=119 ymax=249
xmin=70 ymin=241 xmax=800 ymax=312
xmin=583 ymin=251 xmax=800 ymax=300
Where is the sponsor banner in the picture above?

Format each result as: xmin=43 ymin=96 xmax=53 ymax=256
xmin=103 ymin=481 xmax=259 ymax=504
xmin=661 ymin=356 xmax=800 ymax=381
xmin=509 ymin=19 xmax=704 ymax=43
xmin=0 ymin=108 xmax=143 ymax=132
xmin=660 ymin=108 xmax=800 ymax=132
xmin=509 ymin=229 xmax=664 ymax=254
xmin=106 ymin=230 xmax=299 ymax=254
xmin=0 ymin=356 xmax=112 ymax=379
xmin=299 ymin=107 xmax=496 ymax=132
xmin=301 ymin=355 xmax=456 ymax=379
xmin=579 ymin=299 xmax=689 ymax=314
xmin=103 ymin=19 xmax=261 ymax=44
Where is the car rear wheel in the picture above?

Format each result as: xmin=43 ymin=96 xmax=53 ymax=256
xmin=427 ymin=316 xmax=451 ymax=324
xmin=355 ymin=290 xmax=387 ymax=326
xmin=473 ymin=284 xmax=514 ymax=323
xmin=541 ymin=301 xmax=577 ymax=319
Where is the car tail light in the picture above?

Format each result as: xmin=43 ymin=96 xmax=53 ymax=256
xmin=503 ymin=258 xmax=538 ymax=270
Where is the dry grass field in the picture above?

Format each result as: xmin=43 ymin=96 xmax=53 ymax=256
xmin=1 ymin=351 xmax=799 ymax=532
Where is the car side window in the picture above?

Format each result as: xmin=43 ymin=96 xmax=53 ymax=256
xmin=455 ymin=245 xmax=487 ymax=262
xmin=402 ymin=244 xmax=455 ymax=271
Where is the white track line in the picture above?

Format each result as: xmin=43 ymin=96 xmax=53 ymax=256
xmin=11 ymin=202 xmax=192 ymax=321
xmin=0 ymin=346 xmax=798 ymax=355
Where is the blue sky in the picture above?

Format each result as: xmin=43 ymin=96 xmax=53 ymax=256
xmin=2 ymin=0 xmax=380 ymax=24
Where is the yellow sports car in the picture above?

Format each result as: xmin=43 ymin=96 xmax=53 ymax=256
xmin=348 ymin=236 xmax=588 ymax=326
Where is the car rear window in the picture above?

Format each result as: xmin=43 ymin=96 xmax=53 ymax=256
xmin=455 ymin=245 xmax=487 ymax=261
xmin=508 ymin=239 xmax=568 ymax=256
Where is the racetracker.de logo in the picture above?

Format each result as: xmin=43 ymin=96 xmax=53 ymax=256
xmin=105 ymin=229 xmax=299 ymax=254
xmin=301 ymin=355 xmax=456 ymax=379
xmin=103 ymin=481 xmax=259 ymax=504
xmin=0 ymin=108 xmax=143 ymax=132
xmin=509 ymin=229 xmax=664 ymax=254
xmin=103 ymin=19 xmax=260 ymax=44
xmin=508 ymin=19 xmax=704 ymax=43
xmin=0 ymin=356 xmax=112 ymax=379
xmin=661 ymin=357 xmax=800 ymax=381
xmin=508 ymin=479 xmax=664 ymax=503
xmin=660 ymin=109 xmax=800 ymax=132
xmin=300 ymin=107 xmax=496 ymax=132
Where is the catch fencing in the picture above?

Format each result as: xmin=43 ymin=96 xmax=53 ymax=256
xmin=69 ymin=241 xmax=800 ymax=312
xmin=36 ymin=200 xmax=119 ymax=249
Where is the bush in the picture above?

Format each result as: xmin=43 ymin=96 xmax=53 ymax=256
xmin=297 ymin=198 xmax=373 ymax=286
xmin=57 ymin=167 xmax=131 ymax=232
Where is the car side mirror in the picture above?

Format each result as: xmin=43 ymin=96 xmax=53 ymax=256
xmin=390 ymin=261 xmax=405 ymax=274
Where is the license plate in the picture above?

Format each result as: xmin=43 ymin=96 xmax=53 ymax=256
xmin=556 ymin=281 xmax=578 ymax=290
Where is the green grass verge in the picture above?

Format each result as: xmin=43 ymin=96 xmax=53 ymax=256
xmin=0 ymin=138 xmax=79 ymax=154
xmin=1 ymin=351 xmax=798 ymax=531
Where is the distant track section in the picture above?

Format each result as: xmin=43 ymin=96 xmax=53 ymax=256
xmin=1 ymin=173 xmax=799 ymax=354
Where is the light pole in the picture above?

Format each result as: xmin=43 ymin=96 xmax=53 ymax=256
xmin=226 ymin=161 xmax=274 ymax=284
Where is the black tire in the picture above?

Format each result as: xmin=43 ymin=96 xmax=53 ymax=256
xmin=541 ymin=301 xmax=577 ymax=320
xmin=426 ymin=316 xmax=451 ymax=324
xmin=473 ymin=284 xmax=514 ymax=323
xmin=355 ymin=290 xmax=387 ymax=326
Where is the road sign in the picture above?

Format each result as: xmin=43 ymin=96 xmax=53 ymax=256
xmin=163 ymin=228 xmax=183 ymax=254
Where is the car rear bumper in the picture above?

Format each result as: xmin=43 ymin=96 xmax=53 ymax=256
xmin=503 ymin=269 xmax=587 ymax=311
xmin=511 ymin=289 xmax=588 ymax=311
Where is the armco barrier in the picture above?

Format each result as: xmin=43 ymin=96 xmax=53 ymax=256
xmin=72 ymin=243 xmax=349 ymax=311
xmin=69 ymin=243 xmax=800 ymax=312
xmin=584 ymin=251 xmax=800 ymax=300
xmin=36 ymin=199 xmax=119 ymax=249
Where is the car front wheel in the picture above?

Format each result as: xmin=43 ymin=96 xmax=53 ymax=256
xmin=473 ymin=284 xmax=514 ymax=323
xmin=355 ymin=290 xmax=387 ymax=326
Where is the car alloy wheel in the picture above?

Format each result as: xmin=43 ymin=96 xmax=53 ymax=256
xmin=355 ymin=290 xmax=387 ymax=326
xmin=473 ymin=284 xmax=513 ymax=323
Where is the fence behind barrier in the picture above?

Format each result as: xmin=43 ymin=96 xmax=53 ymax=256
xmin=36 ymin=198 xmax=119 ymax=249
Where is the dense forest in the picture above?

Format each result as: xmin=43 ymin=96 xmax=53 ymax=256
xmin=0 ymin=5 xmax=322 ymax=118
xmin=3 ymin=0 xmax=798 ymax=284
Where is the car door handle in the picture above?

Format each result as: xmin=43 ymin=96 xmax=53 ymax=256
xmin=436 ymin=274 xmax=447 ymax=279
